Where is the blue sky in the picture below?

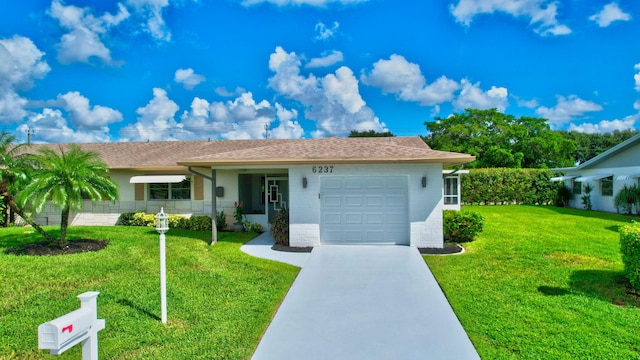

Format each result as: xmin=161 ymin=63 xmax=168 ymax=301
xmin=1 ymin=0 xmax=639 ymax=143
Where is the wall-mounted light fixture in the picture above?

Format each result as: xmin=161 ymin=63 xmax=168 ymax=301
xmin=215 ymin=186 xmax=224 ymax=197
xmin=421 ymin=176 xmax=427 ymax=188
xmin=302 ymin=177 xmax=308 ymax=189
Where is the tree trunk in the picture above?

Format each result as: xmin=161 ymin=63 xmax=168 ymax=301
xmin=60 ymin=206 xmax=70 ymax=247
xmin=0 ymin=188 xmax=56 ymax=245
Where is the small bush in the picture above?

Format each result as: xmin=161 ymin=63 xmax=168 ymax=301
xmin=244 ymin=220 xmax=264 ymax=233
xmin=443 ymin=210 xmax=484 ymax=243
xmin=269 ymin=208 xmax=289 ymax=246
xmin=216 ymin=210 xmax=227 ymax=231
xmin=555 ymin=184 xmax=573 ymax=207
xmin=169 ymin=215 xmax=189 ymax=229
xmin=118 ymin=212 xmax=136 ymax=226
xmin=189 ymin=216 xmax=212 ymax=231
xmin=132 ymin=212 xmax=156 ymax=227
xmin=620 ymin=222 xmax=640 ymax=290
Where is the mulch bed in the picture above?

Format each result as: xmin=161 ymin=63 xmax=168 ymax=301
xmin=4 ymin=239 xmax=108 ymax=256
xmin=418 ymin=243 xmax=464 ymax=255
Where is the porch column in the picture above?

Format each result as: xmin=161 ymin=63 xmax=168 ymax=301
xmin=211 ymin=168 xmax=217 ymax=245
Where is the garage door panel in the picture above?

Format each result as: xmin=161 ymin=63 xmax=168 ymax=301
xmin=324 ymin=213 xmax=342 ymax=224
xmin=366 ymin=213 xmax=384 ymax=225
xmin=345 ymin=213 xmax=363 ymax=224
xmin=324 ymin=195 xmax=342 ymax=207
xmin=364 ymin=177 xmax=384 ymax=189
xmin=321 ymin=176 xmax=409 ymax=245
xmin=345 ymin=195 xmax=363 ymax=206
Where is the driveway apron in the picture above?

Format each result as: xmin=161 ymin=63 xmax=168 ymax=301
xmin=252 ymin=246 xmax=479 ymax=360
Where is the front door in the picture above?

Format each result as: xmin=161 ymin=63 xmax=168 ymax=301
xmin=267 ymin=177 xmax=289 ymax=222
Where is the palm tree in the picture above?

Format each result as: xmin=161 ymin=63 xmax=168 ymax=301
xmin=0 ymin=131 xmax=56 ymax=242
xmin=19 ymin=144 xmax=118 ymax=247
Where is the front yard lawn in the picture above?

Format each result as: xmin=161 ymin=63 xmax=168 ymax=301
xmin=0 ymin=226 xmax=298 ymax=359
xmin=425 ymin=205 xmax=640 ymax=359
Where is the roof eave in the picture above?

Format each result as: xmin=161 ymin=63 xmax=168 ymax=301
xmin=177 ymin=155 xmax=476 ymax=167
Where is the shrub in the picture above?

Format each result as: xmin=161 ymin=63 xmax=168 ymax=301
xmin=581 ymin=183 xmax=593 ymax=211
xmin=132 ymin=212 xmax=156 ymax=227
xmin=169 ymin=215 xmax=189 ymax=229
xmin=244 ymin=220 xmax=264 ymax=233
xmin=614 ymin=185 xmax=639 ymax=215
xmin=620 ymin=222 xmax=640 ymax=290
xmin=118 ymin=212 xmax=136 ymax=226
xmin=443 ymin=210 xmax=484 ymax=243
xmin=269 ymin=208 xmax=289 ymax=246
xmin=555 ymin=184 xmax=573 ymax=208
xmin=216 ymin=210 xmax=227 ymax=231
xmin=189 ymin=215 xmax=212 ymax=231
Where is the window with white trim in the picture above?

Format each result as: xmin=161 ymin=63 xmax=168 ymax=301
xmin=444 ymin=176 xmax=459 ymax=205
xmin=600 ymin=176 xmax=613 ymax=196
xmin=572 ymin=180 xmax=581 ymax=195
xmin=149 ymin=179 xmax=191 ymax=200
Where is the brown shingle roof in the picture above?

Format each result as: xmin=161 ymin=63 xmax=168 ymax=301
xmin=25 ymin=137 xmax=474 ymax=170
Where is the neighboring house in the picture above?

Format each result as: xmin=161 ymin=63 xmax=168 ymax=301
xmin=552 ymin=133 xmax=640 ymax=213
xmin=26 ymin=137 xmax=474 ymax=248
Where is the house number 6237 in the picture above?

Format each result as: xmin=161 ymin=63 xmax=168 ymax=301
xmin=312 ymin=165 xmax=334 ymax=173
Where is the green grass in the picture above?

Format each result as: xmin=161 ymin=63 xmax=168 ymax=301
xmin=425 ymin=205 xmax=640 ymax=359
xmin=0 ymin=226 xmax=299 ymax=359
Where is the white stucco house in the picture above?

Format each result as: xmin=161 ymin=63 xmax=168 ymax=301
xmin=26 ymin=137 xmax=474 ymax=248
xmin=552 ymin=133 xmax=640 ymax=213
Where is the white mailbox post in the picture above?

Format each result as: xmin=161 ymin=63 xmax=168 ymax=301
xmin=38 ymin=291 xmax=105 ymax=359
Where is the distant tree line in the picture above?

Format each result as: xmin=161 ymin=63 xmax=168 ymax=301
xmin=421 ymin=108 xmax=638 ymax=169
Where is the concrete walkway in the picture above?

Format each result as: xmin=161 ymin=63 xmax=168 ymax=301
xmin=243 ymin=237 xmax=479 ymax=360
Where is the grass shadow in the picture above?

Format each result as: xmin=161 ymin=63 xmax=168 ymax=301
xmin=569 ymin=269 xmax=640 ymax=308
xmin=537 ymin=286 xmax=572 ymax=296
xmin=117 ymin=299 xmax=161 ymax=321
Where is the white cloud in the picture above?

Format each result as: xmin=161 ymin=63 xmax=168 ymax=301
xmin=48 ymin=0 xmax=130 ymax=65
xmin=452 ymin=79 xmax=509 ymax=111
xmin=120 ymin=88 xmax=180 ymax=141
xmin=321 ymin=66 xmax=365 ymax=113
xmin=18 ymin=108 xmax=113 ymax=143
xmin=271 ymin=103 xmax=304 ymax=138
xmin=589 ymin=3 xmax=631 ymax=27
xmin=241 ymin=0 xmax=367 ymax=6
xmin=0 ymin=35 xmax=50 ymax=123
xmin=568 ymin=116 xmax=637 ymax=134
xmin=361 ymin=54 xmax=460 ymax=106
xmin=450 ymin=0 xmax=571 ymax=36
xmin=634 ymin=63 xmax=640 ymax=92
xmin=536 ymin=95 xmax=603 ymax=126
xmin=306 ymin=50 xmax=343 ymax=68
xmin=215 ymin=86 xmax=246 ymax=97
xmin=268 ymin=46 xmax=386 ymax=137
xmin=174 ymin=68 xmax=206 ymax=90
xmin=314 ymin=21 xmax=340 ymax=41
xmin=517 ymin=98 xmax=539 ymax=108
xmin=57 ymin=91 xmax=123 ymax=129
xmin=125 ymin=0 xmax=172 ymax=42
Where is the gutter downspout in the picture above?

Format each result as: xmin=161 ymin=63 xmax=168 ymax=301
xmin=188 ymin=167 xmax=217 ymax=245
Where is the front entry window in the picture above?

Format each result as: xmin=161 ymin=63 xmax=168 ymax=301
xmin=238 ymin=174 xmax=266 ymax=214
xmin=149 ymin=179 xmax=191 ymax=200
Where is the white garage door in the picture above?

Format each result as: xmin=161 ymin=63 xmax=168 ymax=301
xmin=320 ymin=176 xmax=409 ymax=245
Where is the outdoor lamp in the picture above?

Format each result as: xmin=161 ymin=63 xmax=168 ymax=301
xmin=421 ymin=176 xmax=427 ymax=188
xmin=155 ymin=207 xmax=169 ymax=324
xmin=302 ymin=177 xmax=308 ymax=188
xmin=156 ymin=207 xmax=169 ymax=234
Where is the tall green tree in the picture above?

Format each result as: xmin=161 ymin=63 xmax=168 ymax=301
xmin=557 ymin=129 xmax=638 ymax=165
xmin=19 ymin=145 xmax=118 ymax=247
xmin=0 ymin=131 xmax=55 ymax=242
xmin=423 ymin=108 xmax=575 ymax=168
xmin=348 ymin=130 xmax=395 ymax=137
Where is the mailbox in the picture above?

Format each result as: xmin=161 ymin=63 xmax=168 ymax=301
xmin=38 ymin=307 xmax=95 ymax=350
xmin=38 ymin=291 xmax=105 ymax=358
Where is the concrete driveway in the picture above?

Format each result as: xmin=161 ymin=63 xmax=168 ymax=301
xmin=250 ymin=244 xmax=479 ymax=360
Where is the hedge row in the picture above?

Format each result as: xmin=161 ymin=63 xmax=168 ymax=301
xmin=461 ymin=168 xmax=558 ymax=205
xmin=443 ymin=210 xmax=484 ymax=243
xmin=620 ymin=222 xmax=640 ymax=290
xmin=118 ymin=212 xmax=213 ymax=231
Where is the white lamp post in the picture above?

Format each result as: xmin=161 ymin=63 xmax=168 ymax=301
xmin=156 ymin=207 xmax=169 ymax=324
